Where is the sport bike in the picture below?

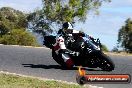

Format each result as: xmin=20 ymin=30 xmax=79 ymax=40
xmin=44 ymin=33 xmax=115 ymax=71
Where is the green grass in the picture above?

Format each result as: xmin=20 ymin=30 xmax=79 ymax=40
xmin=0 ymin=73 xmax=84 ymax=88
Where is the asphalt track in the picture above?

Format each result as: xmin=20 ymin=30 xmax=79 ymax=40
xmin=0 ymin=45 xmax=132 ymax=88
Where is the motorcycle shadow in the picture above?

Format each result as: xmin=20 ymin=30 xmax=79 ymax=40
xmin=22 ymin=64 xmax=101 ymax=71
xmin=22 ymin=64 xmax=77 ymax=70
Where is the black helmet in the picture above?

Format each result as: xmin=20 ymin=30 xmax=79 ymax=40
xmin=63 ymin=22 xmax=73 ymax=29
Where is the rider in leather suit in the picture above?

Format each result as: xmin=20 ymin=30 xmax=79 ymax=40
xmin=53 ymin=22 xmax=81 ymax=68
xmin=53 ymin=22 xmax=95 ymax=68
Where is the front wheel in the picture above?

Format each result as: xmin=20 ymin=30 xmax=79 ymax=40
xmin=98 ymin=52 xmax=115 ymax=71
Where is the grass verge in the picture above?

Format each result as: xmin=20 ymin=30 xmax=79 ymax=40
xmin=0 ymin=73 xmax=84 ymax=88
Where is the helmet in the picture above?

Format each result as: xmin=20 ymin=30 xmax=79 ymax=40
xmin=63 ymin=22 xmax=73 ymax=29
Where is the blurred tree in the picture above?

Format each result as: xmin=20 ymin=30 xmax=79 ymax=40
xmin=0 ymin=7 xmax=39 ymax=46
xmin=118 ymin=18 xmax=132 ymax=53
xmin=0 ymin=21 xmax=10 ymax=36
xmin=42 ymin=0 xmax=110 ymax=22
xmin=0 ymin=29 xmax=38 ymax=46
xmin=0 ymin=7 xmax=27 ymax=35
xmin=112 ymin=46 xmax=119 ymax=52
xmin=101 ymin=44 xmax=109 ymax=52
xmin=27 ymin=0 xmax=111 ymax=35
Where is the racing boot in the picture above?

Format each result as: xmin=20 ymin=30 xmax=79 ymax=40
xmin=62 ymin=53 xmax=74 ymax=69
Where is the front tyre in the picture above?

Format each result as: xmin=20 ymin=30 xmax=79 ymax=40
xmin=98 ymin=52 xmax=115 ymax=71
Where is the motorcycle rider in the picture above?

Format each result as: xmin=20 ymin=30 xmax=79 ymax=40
xmin=53 ymin=22 xmax=82 ymax=68
xmin=51 ymin=22 xmax=114 ymax=71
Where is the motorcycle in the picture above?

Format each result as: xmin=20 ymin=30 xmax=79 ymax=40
xmin=44 ymin=33 xmax=115 ymax=71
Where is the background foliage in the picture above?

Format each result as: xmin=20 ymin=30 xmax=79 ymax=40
xmin=101 ymin=44 xmax=109 ymax=52
xmin=0 ymin=1 xmax=111 ymax=49
xmin=118 ymin=18 xmax=132 ymax=53
xmin=0 ymin=29 xmax=38 ymax=46
xmin=0 ymin=7 xmax=38 ymax=46
xmin=27 ymin=0 xmax=110 ymax=36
